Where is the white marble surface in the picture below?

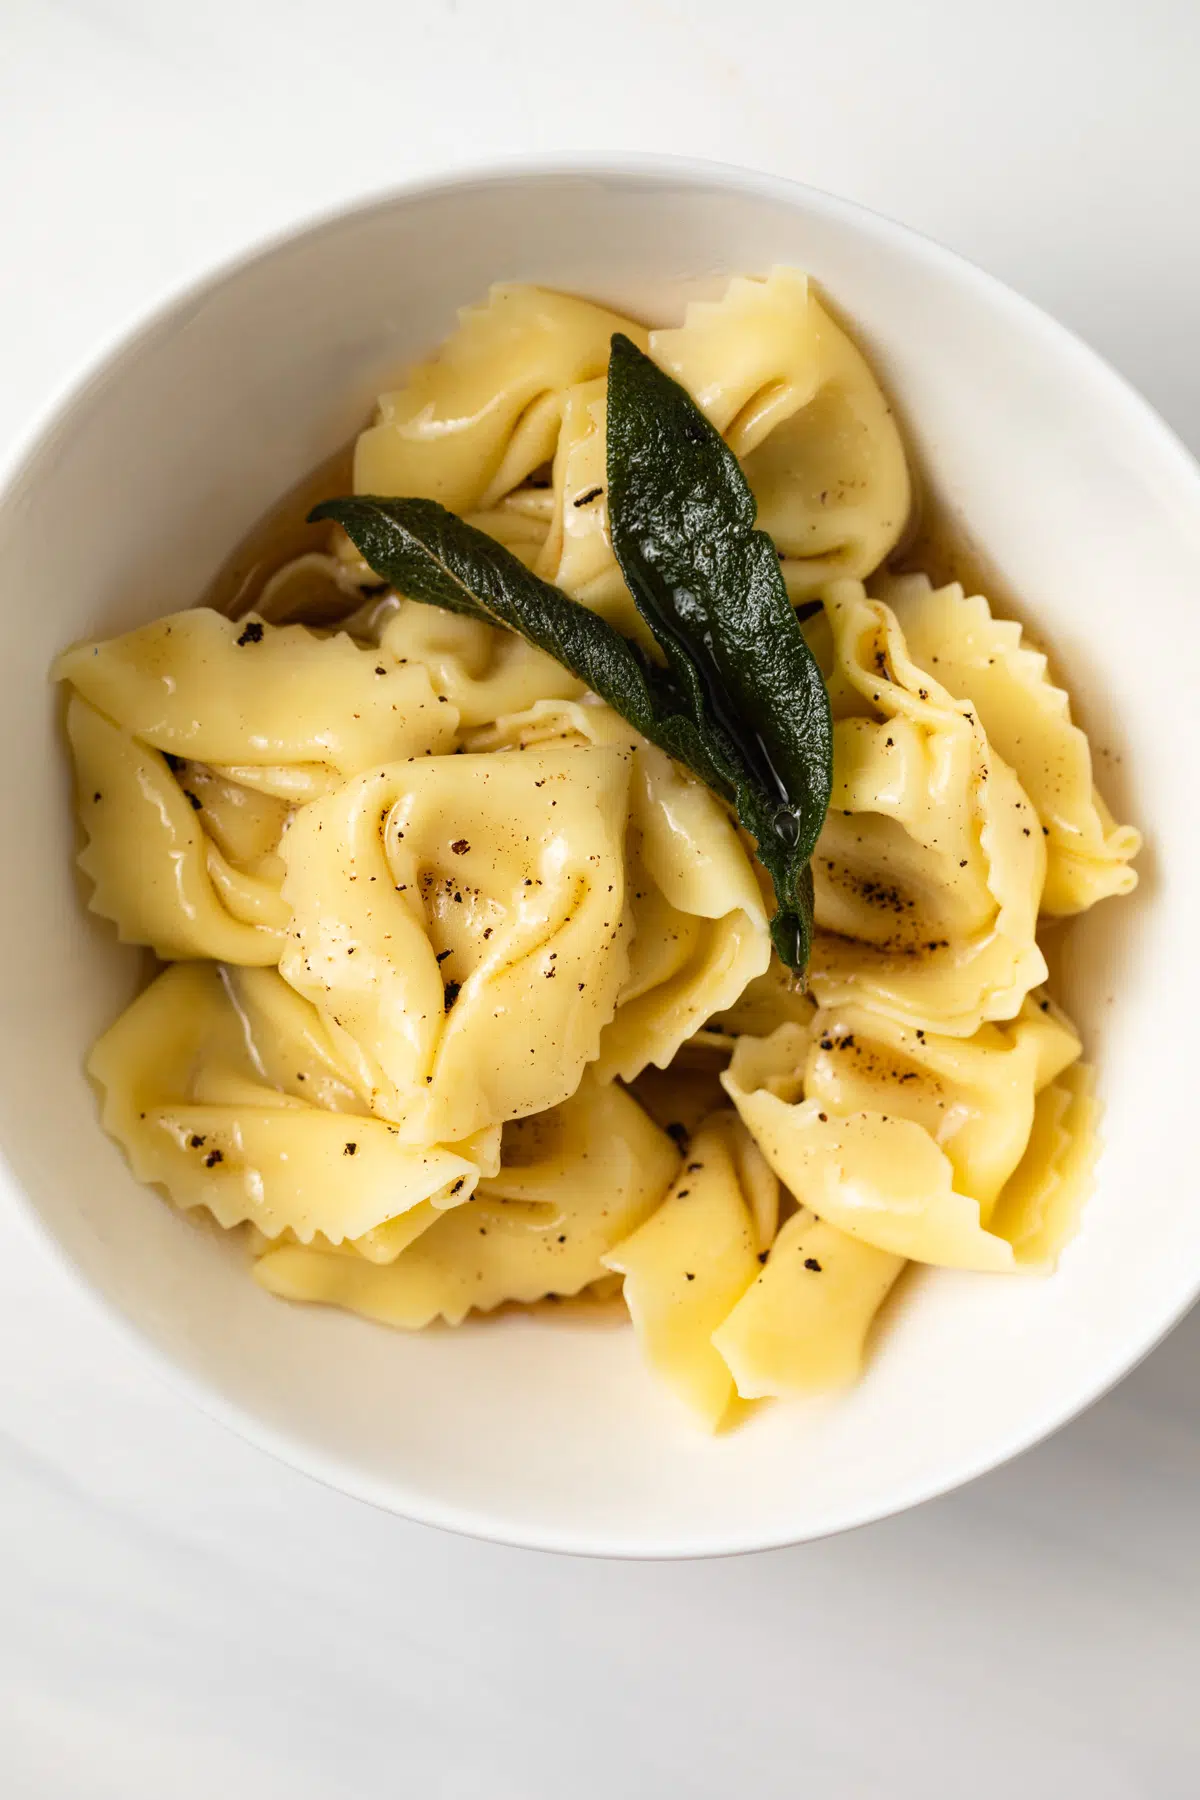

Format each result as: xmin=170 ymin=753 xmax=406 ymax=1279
xmin=2 ymin=2 xmax=1198 ymax=1793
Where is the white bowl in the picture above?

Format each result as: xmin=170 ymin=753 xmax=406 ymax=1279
xmin=2 ymin=158 xmax=1197 ymax=1557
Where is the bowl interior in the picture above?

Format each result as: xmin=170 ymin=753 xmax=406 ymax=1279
xmin=2 ymin=165 xmax=1196 ymax=1555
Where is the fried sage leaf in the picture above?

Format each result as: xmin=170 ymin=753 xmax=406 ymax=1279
xmin=605 ymin=332 xmax=833 ymax=965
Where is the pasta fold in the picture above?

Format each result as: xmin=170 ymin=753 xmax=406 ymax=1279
xmin=57 ymin=607 xmax=453 ymax=794
xmin=532 ymin=378 xmax=651 ymax=649
xmin=254 ymin=1074 xmax=678 ymax=1323
xmin=377 ymin=597 xmax=583 ymax=729
xmin=604 ymin=1111 xmax=775 ymax=1428
xmin=713 ymin=1207 xmax=905 ymax=1398
xmin=738 ymin=286 xmax=910 ymax=600
xmin=65 ymin=696 xmax=290 ymax=963
xmin=57 ymin=609 xmax=455 ymax=960
xmin=722 ymin=1025 xmax=1017 ymax=1269
xmin=808 ymin=582 xmax=1048 ymax=1035
xmin=722 ymin=1003 xmax=1086 ymax=1270
xmin=989 ymin=1063 xmax=1100 ymax=1264
xmin=877 ymin=573 xmax=1141 ymax=913
xmin=803 ymin=996 xmax=1081 ymax=1215
xmin=353 ymin=285 xmax=649 ymax=513
xmin=467 ymin=699 xmax=772 ymax=1080
xmin=89 ymin=963 xmax=495 ymax=1247
xmin=278 ymin=745 xmax=634 ymax=1142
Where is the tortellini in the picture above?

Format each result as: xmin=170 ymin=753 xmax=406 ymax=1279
xmin=278 ymin=744 xmax=634 ymax=1143
xmin=467 ymin=698 xmax=772 ymax=1080
xmin=803 ymin=995 xmax=1081 ymax=1213
xmin=723 ymin=1024 xmax=1018 ymax=1269
xmin=603 ymin=1111 xmax=774 ymax=1428
xmin=64 ymin=696 xmax=292 ymax=964
xmin=649 ymin=268 xmax=824 ymax=456
xmin=254 ymin=1074 xmax=678 ymax=1324
xmin=721 ymin=1001 xmax=1085 ymax=1270
xmin=57 ymin=607 xmax=452 ymax=790
xmin=57 ymin=608 xmax=454 ymax=960
xmin=61 ymin=269 xmax=1136 ymax=1435
xmin=491 ymin=269 xmax=912 ymax=645
xmin=876 ymin=573 xmax=1141 ymax=914
xmin=713 ymin=1208 xmax=906 ymax=1399
xmin=353 ymin=285 xmax=649 ymax=513
xmin=656 ymin=268 xmax=912 ymax=598
xmin=807 ymin=581 xmax=1048 ymax=1036
xmin=90 ymin=963 xmax=497 ymax=1248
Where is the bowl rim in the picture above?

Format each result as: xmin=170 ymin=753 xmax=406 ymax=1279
xmin=5 ymin=150 xmax=1200 ymax=1559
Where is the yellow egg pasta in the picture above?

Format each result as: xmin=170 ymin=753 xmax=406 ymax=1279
xmin=721 ymin=997 xmax=1087 ymax=1273
xmin=353 ymin=285 xmax=649 ymax=513
xmin=876 ymin=573 xmax=1141 ymax=913
xmin=58 ymin=267 xmax=1136 ymax=1432
xmin=378 ymin=597 xmax=583 ymax=729
xmin=808 ymin=581 xmax=1048 ymax=1035
xmin=58 ymin=608 xmax=455 ymax=959
xmin=56 ymin=606 xmax=453 ymax=789
xmin=713 ymin=1207 xmax=906 ymax=1399
xmin=467 ymin=698 xmax=772 ymax=1079
xmin=655 ymin=268 xmax=912 ymax=597
xmin=722 ymin=1024 xmax=1019 ymax=1269
xmin=988 ymin=1062 xmax=1101 ymax=1265
xmin=254 ymin=1075 xmax=677 ymax=1323
xmin=65 ymin=696 xmax=291 ymax=964
xmin=802 ymin=995 xmax=1081 ymax=1215
xmin=532 ymin=379 xmax=650 ymax=647
xmin=603 ymin=1112 xmax=773 ymax=1428
xmin=705 ymin=957 xmax=816 ymax=1041
xmin=90 ymin=963 xmax=496 ymax=1247
xmin=278 ymin=745 xmax=634 ymax=1142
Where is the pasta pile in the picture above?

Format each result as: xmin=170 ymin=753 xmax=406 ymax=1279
xmin=56 ymin=270 xmax=1140 ymax=1429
